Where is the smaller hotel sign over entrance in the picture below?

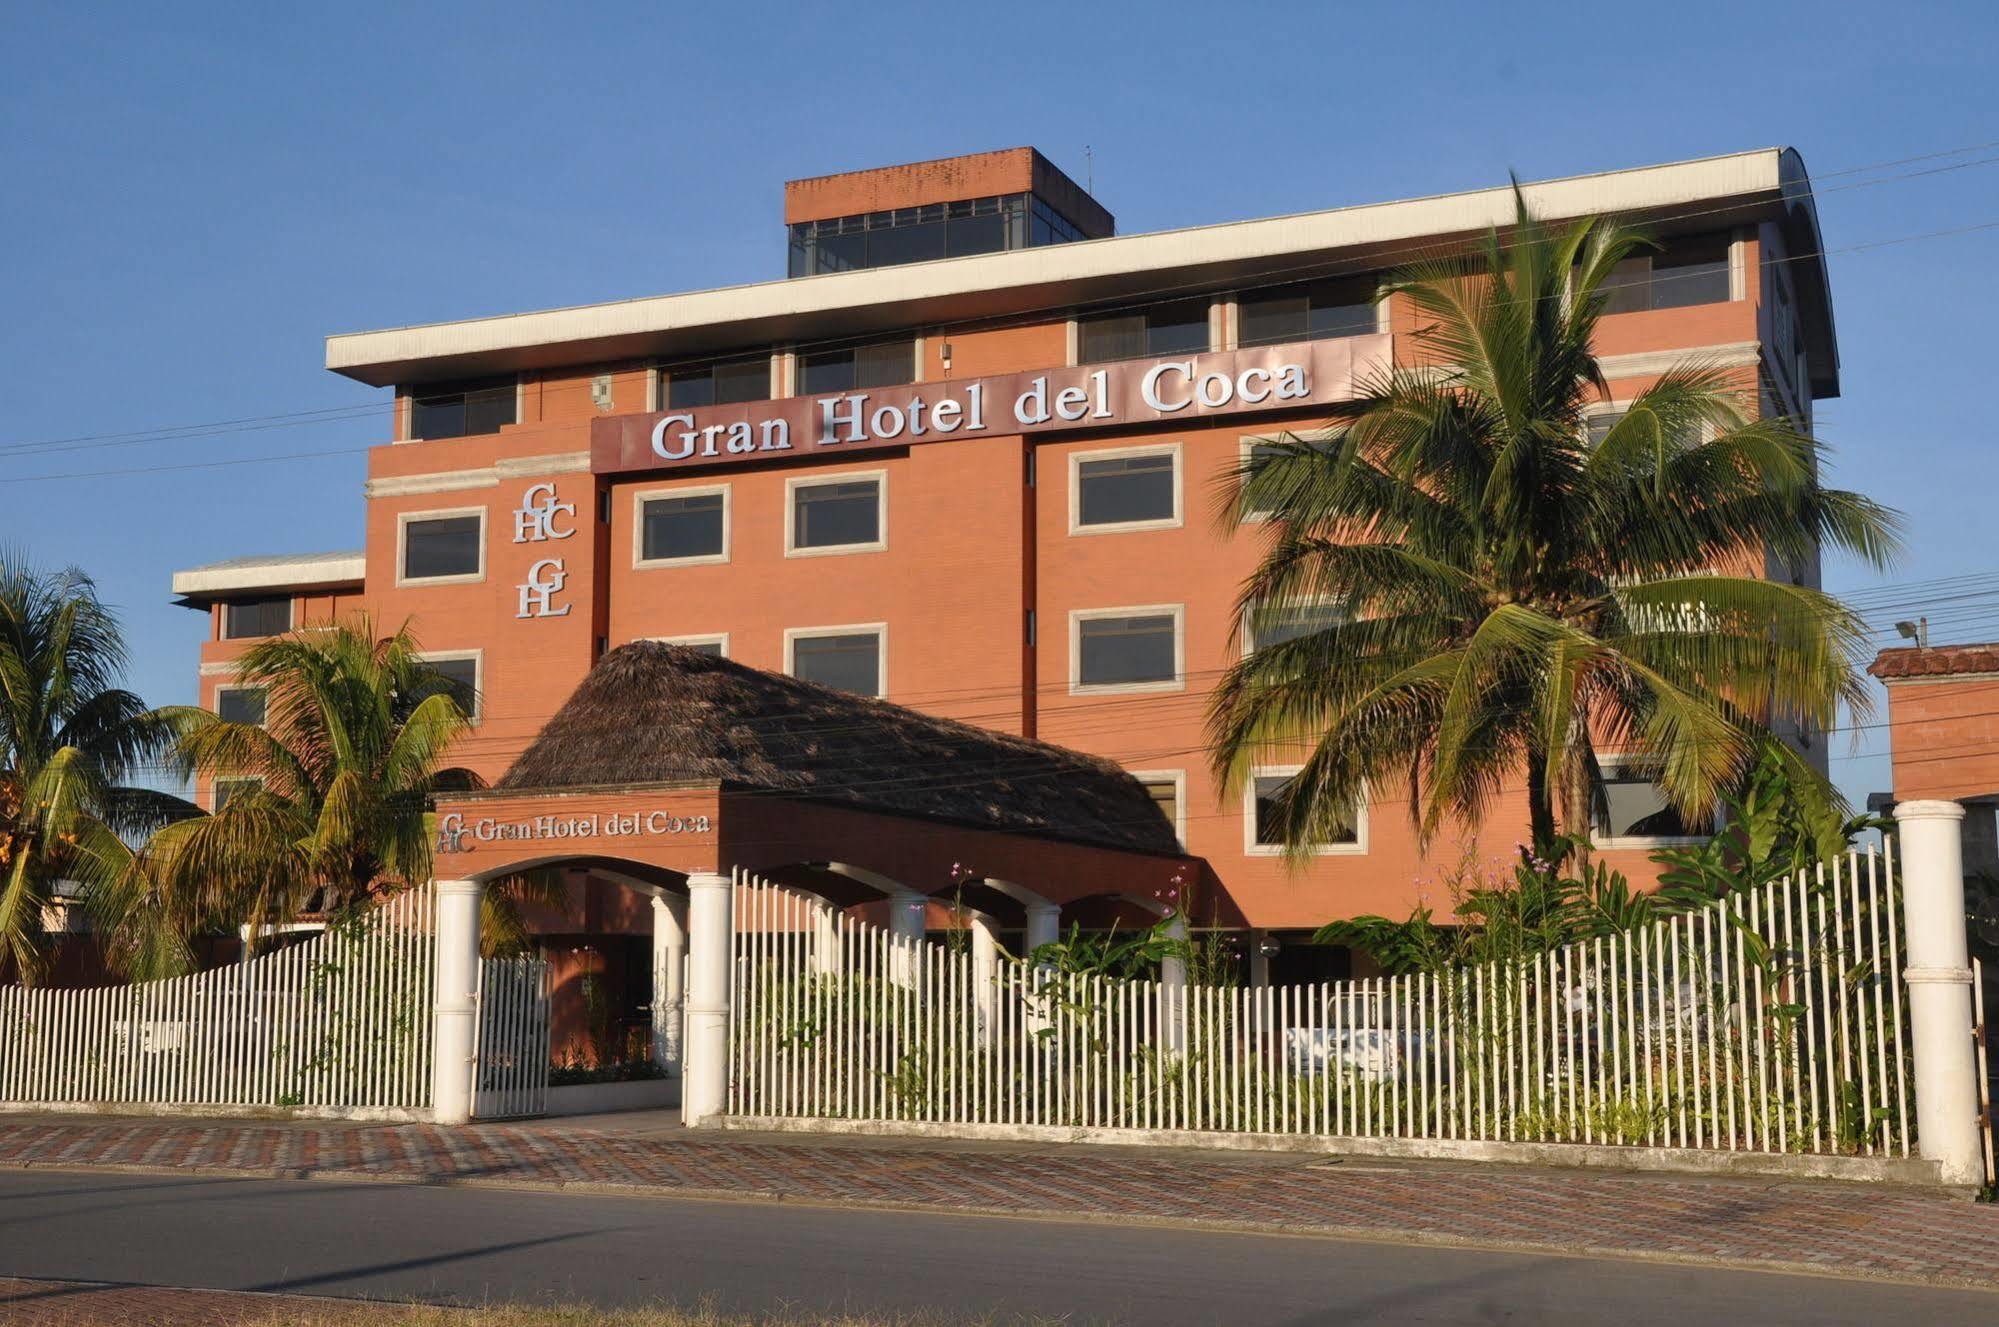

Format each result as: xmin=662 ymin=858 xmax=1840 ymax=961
xmin=435 ymin=809 xmax=712 ymax=855
xmin=592 ymin=337 xmax=1385 ymax=476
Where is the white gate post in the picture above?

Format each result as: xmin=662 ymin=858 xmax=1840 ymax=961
xmin=1897 ymin=800 xmax=1985 ymax=1187
xmin=1024 ymin=901 xmax=1061 ymax=958
xmin=1160 ymin=913 xmax=1188 ymax=1056
xmin=812 ymin=897 xmax=841 ymax=977
xmin=431 ymin=878 xmax=485 ymax=1125
xmin=889 ymin=891 xmax=926 ymax=990
xmin=970 ymin=911 xmax=999 ymax=1044
xmin=650 ymin=894 xmax=687 ymax=1074
xmin=682 ymin=870 xmax=734 ymax=1127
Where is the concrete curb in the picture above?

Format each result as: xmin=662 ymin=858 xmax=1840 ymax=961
xmin=7 ymin=1156 xmax=1997 ymax=1296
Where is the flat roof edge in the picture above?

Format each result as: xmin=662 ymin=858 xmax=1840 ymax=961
xmin=325 ymin=149 xmax=1789 ymax=387
xmin=171 ymin=553 xmax=366 ymax=598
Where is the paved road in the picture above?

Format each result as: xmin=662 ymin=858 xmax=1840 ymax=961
xmin=1 ymin=1171 xmax=1994 ymax=1325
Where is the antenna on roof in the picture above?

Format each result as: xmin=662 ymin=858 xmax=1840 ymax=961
xmin=1084 ymin=144 xmax=1094 ymax=195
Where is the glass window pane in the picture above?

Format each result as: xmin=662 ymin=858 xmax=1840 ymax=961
xmin=947 ymin=211 xmax=1007 ymax=257
xmin=1253 ymin=773 xmax=1357 ymax=846
xmin=216 ymin=687 xmax=266 ymax=726
xmin=403 ymin=515 xmax=482 ymax=579
xmin=815 ymin=231 xmax=867 ymax=274
xmin=712 ymin=357 xmax=770 ymax=404
xmin=1597 ymin=259 xmax=1651 ymax=315
xmin=792 ymin=632 xmax=880 ymax=695
xmin=667 ymin=371 xmax=715 ymax=409
xmin=1077 ymin=313 xmax=1147 ymax=364
xmin=642 ymin=493 xmax=726 ymax=561
xmin=799 ymin=348 xmax=856 ymax=394
xmin=407 ymin=376 xmax=514 ymax=440
xmin=853 ymin=340 xmax=915 ymax=389
xmin=1306 ymin=298 xmax=1376 ymax=339
xmin=1251 ymin=601 xmax=1343 ymax=649
xmin=223 ymin=596 xmax=290 ymax=640
xmin=793 ymin=479 xmax=880 ymax=549
xmin=408 ymin=394 xmax=465 ymax=441
xmin=1597 ymin=765 xmax=1709 ymax=839
xmin=1077 ymin=453 xmax=1176 ymax=526
xmin=868 ymin=220 xmax=947 ymax=267
xmin=214 ymin=778 xmax=260 ymax=812
xmin=423 ymin=657 xmax=479 ymax=716
xmin=1146 ymin=299 xmax=1212 ymax=355
xmin=463 ymin=383 xmax=517 ymax=435
xmin=1237 ymin=293 xmax=1308 ymax=348
xmin=675 ymin=640 xmax=725 ymax=658
xmin=1140 ymin=778 xmax=1181 ymax=845
xmin=1078 ymin=614 xmax=1177 ymax=686
xmin=1650 ymin=236 xmax=1731 ymax=308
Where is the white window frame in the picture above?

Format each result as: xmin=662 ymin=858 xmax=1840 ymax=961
xmin=644 ymin=632 xmax=730 ymax=657
xmin=1068 ymin=442 xmax=1183 ymax=536
xmin=1593 ymin=753 xmax=1712 ymax=850
xmin=784 ymin=622 xmax=888 ymax=698
xmin=213 ymin=683 xmax=267 ymax=728
xmin=632 ymin=483 xmax=732 ymax=569
xmin=1129 ymin=768 xmax=1187 ymax=849
xmin=212 ymin=774 xmax=264 ymax=814
xmin=1243 ymin=765 xmax=1367 ymax=857
xmin=415 ymin=648 xmax=484 ymax=723
xmin=1236 ymin=428 xmax=1337 ymax=523
xmin=395 ymin=506 xmax=487 ymax=588
xmin=784 ymin=469 xmax=889 ymax=558
xmin=1069 ymin=604 xmax=1185 ymax=696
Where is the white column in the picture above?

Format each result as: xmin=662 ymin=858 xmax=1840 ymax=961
xmin=1160 ymin=913 xmax=1188 ymax=1056
xmin=431 ymin=878 xmax=485 ymax=1125
xmin=1024 ymin=902 xmax=1061 ymax=958
xmin=650 ymin=894 xmax=687 ymax=1075
xmin=812 ymin=897 xmax=841 ymax=977
xmin=1897 ymin=800 xmax=1985 ymax=1187
xmin=682 ymin=870 xmax=734 ymax=1127
xmin=970 ymin=911 xmax=999 ymax=1044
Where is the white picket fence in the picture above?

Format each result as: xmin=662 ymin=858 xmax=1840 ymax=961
xmin=729 ymin=843 xmax=1913 ymax=1156
xmin=474 ymin=955 xmax=551 ymax=1119
xmin=0 ymin=890 xmax=436 ymax=1115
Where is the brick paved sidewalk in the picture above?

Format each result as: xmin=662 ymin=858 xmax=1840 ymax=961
xmin=0 ymin=1276 xmax=413 ymax=1325
xmin=2 ymin=1116 xmax=1997 ymax=1292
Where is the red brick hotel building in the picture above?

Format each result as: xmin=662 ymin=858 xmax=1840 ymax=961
xmin=173 ymin=146 xmax=1839 ymax=977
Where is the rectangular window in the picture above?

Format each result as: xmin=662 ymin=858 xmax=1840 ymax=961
xmin=213 ymin=777 xmax=260 ymax=813
xmin=1237 ymin=277 xmax=1378 ymax=347
xmin=1134 ymin=773 xmax=1185 ymax=848
xmin=215 ymin=686 xmax=266 ymax=726
xmin=407 ymin=376 xmax=517 ymax=441
xmin=1074 ymin=448 xmax=1179 ymax=530
xmin=1076 ymin=298 xmax=1212 ymax=363
xmin=1248 ymin=600 xmax=1344 ymax=650
xmin=222 ymin=596 xmax=291 ymax=641
xmin=1075 ymin=611 xmax=1180 ymax=690
xmin=654 ymin=635 xmax=727 ymax=658
xmin=639 ymin=490 xmax=728 ymax=564
xmin=798 ymin=339 xmax=916 ymax=394
xmin=665 ymin=356 xmax=769 ymax=409
xmin=1595 ymin=760 xmax=1711 ymax=842
xmin=789 ymin=475 xmax=884 ymax=553
xmin=400 ymin=513 xmax=484 ymax=582
xmin=420 ymin=656 xmax=479 ymax=719
xmin=789 ymin=630 xmax=883 ymax=697
xmin=1240 ymin=434 xmax=1337 ymax=518
xmin=1249 ymin=770 xmax=1361 ymax=852
xmin=1596 ymin=232 xmax=1733 ymax=314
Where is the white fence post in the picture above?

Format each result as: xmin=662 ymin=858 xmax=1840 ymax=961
xmin=1896 ymin=801 xmax=1986 ymax=1186
xmin=431 ymin=879 xmax=484 ymax=1125
xmin=651 ymin=894 xmax=687 ymax=1074
xmin=682 ymin=870 xmax=734 ymax=1127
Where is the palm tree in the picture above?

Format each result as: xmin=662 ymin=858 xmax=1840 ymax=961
xmin=150 ymin=618 xmax=483 ymax=936
xmin=1209 ymin=197 xmax=1900 ymax=859
xmin=0 ymin=554 xmax=181 ymax=982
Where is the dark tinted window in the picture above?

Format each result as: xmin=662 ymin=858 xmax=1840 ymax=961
xmin=1238 ymin=277 xmax=1378 ymax=346
xmin=641 ymin=493 xmax=727 ymax=561
xmin=1596 ymin=763 xmax=1711 ymax=839
xmin=792 ymin=479 xmax=881 ymax=549
xmin=1250 ymin=601 xmax=1344 ymax=649
xmin=1252 ymin=773 xmax=1358 ymax=847
xmin=666 ymin=357 xmax=769 ymax=409
xmin=792 ymin=632 xmax=881 ymax=695
xmin=408 ymin=376 xmax=517 ymax=440
xmin=216 ymin=687 xmax=266 ymax=726
xmin=1076 ymin=452 xmax=1176 ymax=526
xmin=1077 ymin=298 xmax=1211 ymax=363
xmin=1597 ymin=232 xmax=1732 ymax=314
xmin=214 ymin=777 xmax=260 ymax=813
xmin=402 ymin=515 xmax=483 ymax=580
xmin=799 ymin=340 xmax=915 ymax=394
xmin=788 ymin=194 xmax=1055 ymax=276
xmin=421 ymin=656 xmax=479 ymax=718
xmin=222 ymin=596 xmax=291 ymax=640
xmin=1078 ymin=614 xmax=1177 ymax=687
xmin=673 ymin=639 xmax=725 ymax=658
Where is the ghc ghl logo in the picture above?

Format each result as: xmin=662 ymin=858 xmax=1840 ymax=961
xmin=512 ymin=481 xmax=575 ymax=619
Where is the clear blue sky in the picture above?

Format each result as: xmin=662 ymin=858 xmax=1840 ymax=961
xmin=3 ymin=0 xmax=1996 ymax=808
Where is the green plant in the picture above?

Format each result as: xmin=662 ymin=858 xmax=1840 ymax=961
xmin=1207 ymin=192 xmax=1898 ymax=861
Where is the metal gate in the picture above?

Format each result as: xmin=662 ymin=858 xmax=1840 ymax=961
xmin=473 ymin=956 xmax=550 ymax=1119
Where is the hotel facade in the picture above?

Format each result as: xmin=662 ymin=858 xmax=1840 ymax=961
xmin=173 ymin=146 xmax=1839 ymax=990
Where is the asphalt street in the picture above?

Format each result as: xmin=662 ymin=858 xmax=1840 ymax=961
xmin=0 ymin=1169 xmax=1993 ymax=1325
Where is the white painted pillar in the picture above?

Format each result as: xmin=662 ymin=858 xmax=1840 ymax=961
xmin=650 ymin=894 xmax=687 ymax=1075
xmin=431 ymin=878 xmax=485 ymax=1125
xmin=682 ymin=870 xmax=734 ymax=1127
xmin=812 ymin=897 xmax=841 ymax=977
xmin=1896 ymin=800 xmax=1986 ymax=1187
xmin=1024 ymin=902 xmax=1061 ymax=958
xmin=970 ymin=911 xmax=999 ymax=1044
xmin=1160 ymin=913 xmax=1189 ymax=1055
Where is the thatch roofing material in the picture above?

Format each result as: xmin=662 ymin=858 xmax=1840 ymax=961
xmin=497 ymin=642 xmax=1180 ymax=856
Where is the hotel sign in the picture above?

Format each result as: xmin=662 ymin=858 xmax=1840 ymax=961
xmin=591 ymin=337 xmax=1384 ymax=476
xmin=435 ymin=809 xmax=713 ymax=855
